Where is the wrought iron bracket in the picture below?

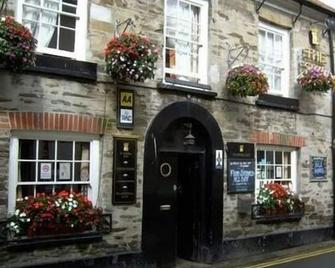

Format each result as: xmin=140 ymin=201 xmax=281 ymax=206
xmin=227 ymin=44 xmax=250 ymax=68
xmin=293 ymin=1 xmax=303 ymax=25
xmin=115 ymin=18 xmax=136 ymax=36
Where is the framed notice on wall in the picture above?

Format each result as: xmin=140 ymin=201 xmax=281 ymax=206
xmin=117 ymin=89 xmax=134 ymax=129
xmin=310 ymin=156 xmax=327 ymax=182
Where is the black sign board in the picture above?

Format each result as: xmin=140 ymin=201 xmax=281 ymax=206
xmin=227 ymin=142 xmax=255 ymax=159
xmin=227 ymin=159 xmax=255 ymax=193
xmin=310 ymin=156 xmax=327 ymax=181
xmin=113 ymin=138 xmax=137 ymax=204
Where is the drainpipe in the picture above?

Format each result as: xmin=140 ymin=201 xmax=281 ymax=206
xmin=329 ymin=25 xmax=335 ymax=238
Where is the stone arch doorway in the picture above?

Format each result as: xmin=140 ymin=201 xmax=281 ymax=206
xmin=142 ymin=101 xmax=223 ymax=267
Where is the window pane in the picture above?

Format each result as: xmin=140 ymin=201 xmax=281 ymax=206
xmin=63 ymin=0 xmax=77 ymax=4
xmin=257 ymin=165 xmax=265 ymax=180
xmin=19 ymin=140 xmax=36 ymax=159
xmin=72 ymin=184 xmax=88 ymax=195
xmin=23 ymin=19 xmax=39 ymax=38
xmin=19 ymin=162 xmax=36 ymax=182
xmin=75 ymin=142 xmax=90 ymax=160
xmin=57 ymin=162 xmax=72 ymax=181
xmin=275 ymin=151 xmax=282 ymax=164
xmin=57 ymin=141 xmax=73 ymax=160
xmin=74 ymin=163 xmax=90 ymax=181
xmin=166 ymin=48 xmax=176 ymax=69
xmin=257 ymin=150 xmax=265 ymax=164
xmin=24 ymin=0 xmax=41 ymax=4
xmin=60 ymin=15 xmax=76 ymax=28
xmin=39 ymin=140 xmax=55 ymax=159
xmin=266 ymin=166 xmax=274 ymax=179
xmin=36 ymin=185 xmax=53 ymax=195
xmin=284 ymin=166 xmax=291 ymax=179
xmin=55 ymin=184 xmax=71 ymax=194
xmin=59 ymin=28 xmax=75 ymax=52
xmin=274 ymin=75 xmax=281 ymax=91
xmin=44 ymin=0 xmax=59 ymax=11
xmin=23 ymin=6 xmax=40 ymax=21
xmin=275 ymin=166 xmax=282 ymax=178
xmin=284 ymin=152 xmax=291 ymax=165
xmin=38 ymin=162 xmax=54 ymax=181
xmin=17 ymin=186 xmax=34 ymax=199
xmin=266 ymin=151 xmax=273 ymax=164
xmin=41 ymin=24 xmax=58 ymax=48
xmin=62 ymin=4 xmax=76 ymax=14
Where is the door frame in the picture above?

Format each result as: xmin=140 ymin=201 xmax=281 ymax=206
xmin=142 ymin=101 xmax=224 ymax=264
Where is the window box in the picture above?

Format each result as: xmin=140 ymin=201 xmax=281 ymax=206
xmin=6 ymin=231 xmax=103 ymax=251
xmin=256 ymin=94 xmax=299 ymax=111
xmin=251 ymin=203 xmax=304 ymax=223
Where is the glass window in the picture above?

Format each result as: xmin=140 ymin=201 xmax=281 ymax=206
xmin=16 ymin=139 xmax=94 ymax=200
xmin=164 ymin=0 xmax=208 ymax=84
xmin=256 ymin=146 xmax=297 ymax=195
xmin=258 ymin=22 xmax=289 ymax=96
xmin=17 ymin=0 xmax=87 ymax=59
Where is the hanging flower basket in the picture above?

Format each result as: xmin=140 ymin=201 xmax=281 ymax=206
xmin=297 ymin=64 xmax=335 ymax=93
xmin=225 ymin=64 xmax=268 ymax=97
xmin=7 ymin=191 xmax=102 ymax=238
xmin=0 ymin=16 xmax=37 ymax=71
xmin=104 ymin=32 xmax=159 ymax=82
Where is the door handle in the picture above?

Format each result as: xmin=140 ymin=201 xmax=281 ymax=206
xmin=160 ymin=205 xmax=171 ymax=211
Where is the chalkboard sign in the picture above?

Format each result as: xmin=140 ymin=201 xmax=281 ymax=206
xmin=310 ymin=156 xmax=327 ymax=181
xmin=227 ymin=159 xmax=255 ymax=193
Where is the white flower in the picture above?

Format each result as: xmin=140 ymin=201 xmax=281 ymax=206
xmin=19 ymin=212 xmax=26 ymax=217
xmin=71 ymin=224 xmax=74 ymax=228
xmin=15 ymin=209 xmax=20 ymax=216
xmin=24 ymin=196 xmax=29 ymax=200
xmin=10 ymin=222 xmax=15 ymax=227
xmin=69 ymin=194 xmax=74 ymax=198
xmin=27 ymin=218 xmax=31 ymax=222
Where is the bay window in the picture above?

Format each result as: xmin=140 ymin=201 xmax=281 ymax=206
xmin=8 ymin=134 xmax=99 ymax=214
xmin=16 ymin=0 xmax=87 ymax=60
xmin=164 ymin=0 xmax=208 ymax=85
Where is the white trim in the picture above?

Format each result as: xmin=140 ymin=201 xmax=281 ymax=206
xmin=258 ymin=22 xmax=290 ymax=97
xmin=16 ymin=0 xmax=87 ymax=60
xmin=163 ymin=0 xmax=208 ymax=85
xmin=8 ymin=138 xmax=19 ymax=215
xmin=7 ymin=135 xmax=100 ymax=215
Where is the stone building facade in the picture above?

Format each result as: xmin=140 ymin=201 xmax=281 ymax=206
xmin=0 ymin=0 xmax=334 ymax=267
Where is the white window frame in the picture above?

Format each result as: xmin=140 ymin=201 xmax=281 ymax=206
xmin=7 ymin=132 xmax=100 ymax=215
xmin=16 ymin=0 xmax=87 ymax=60
xmin=258 ymin=22 xmax=290 ymax=97
xmin=255 ymin=145 xmax=297 ymax=197
xmin=163 ymin=0 xmax=208 ymax=86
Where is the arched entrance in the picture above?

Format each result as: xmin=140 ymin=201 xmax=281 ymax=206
xmin=142 ymin=101 xmax=223 ymax=267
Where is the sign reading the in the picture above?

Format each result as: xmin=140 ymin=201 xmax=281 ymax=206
xmin=310 ymin=156 xmax=327 ymax=181
xmin=117 ymin=89 xmax=134 ymax=129
xmin=227 ymin=159 xmax=255 ymax=193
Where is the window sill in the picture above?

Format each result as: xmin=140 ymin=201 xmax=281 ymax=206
xmin=251 ymin=204 xmax=304 ymax=224
xmin=256 ymin=94 xmax=299 ymax=112
xmin=27 ymin=54 xmax=97 ymax=81
xmin=158 ymin=79 xmax=216 ymax=98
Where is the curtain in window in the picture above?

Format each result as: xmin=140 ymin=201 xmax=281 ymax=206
xmin=40 ymin=1 xmax=58 ymax=48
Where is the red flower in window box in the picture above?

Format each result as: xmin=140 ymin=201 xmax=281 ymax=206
xmin=0 ymin=16 xmax=37 ymax=71
xmin=104 ymin=32 xmax=159 ymax=82
xmin=7 ymin=191 xmax=102 ymax=237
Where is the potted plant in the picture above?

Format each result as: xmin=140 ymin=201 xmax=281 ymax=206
xmin=104 ymin=32 xmax=159 ymax=82
xmin=297 ymin=64 xmax=335 ymax=93
xmin=225 ymin=64 xmax=269 ymax=97
xmin=253 ymin=183 xmax=304 ymax=221
xmin=7 ymin=191 xmax=102 ymax=238
xmin=0 ymin=16 xmax=37 ymax=71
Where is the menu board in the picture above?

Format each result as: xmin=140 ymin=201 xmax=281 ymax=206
xmin=227 ymin=159 xmax=255 ymax=193
xmin=311 ymin=156 xmax=327 ymax=181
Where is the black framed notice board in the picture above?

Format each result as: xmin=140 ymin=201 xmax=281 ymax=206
xmin=227 ymin=143 xmax=255 ymax=194
xmin=112 ymin=138 xmax=137 ymax=204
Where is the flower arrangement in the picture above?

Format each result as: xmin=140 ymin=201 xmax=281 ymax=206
xmin=297 ymin=64 xmax=335 ymax=93
xmin=225 ymin=64 xmax=269 ymax=97
xmin=0 ymin=16 xmax=37 ymax=71
xmin=104 ymin=32 xmax=159 ymax=82
xmin=7 ymin=191 xmax=102 ymax=237
xmin=257 ymin=183 xmax=303 ymax=214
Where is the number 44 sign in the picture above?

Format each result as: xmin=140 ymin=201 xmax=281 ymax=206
xmin=118 ymin=89 xmax=134 ymax=129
